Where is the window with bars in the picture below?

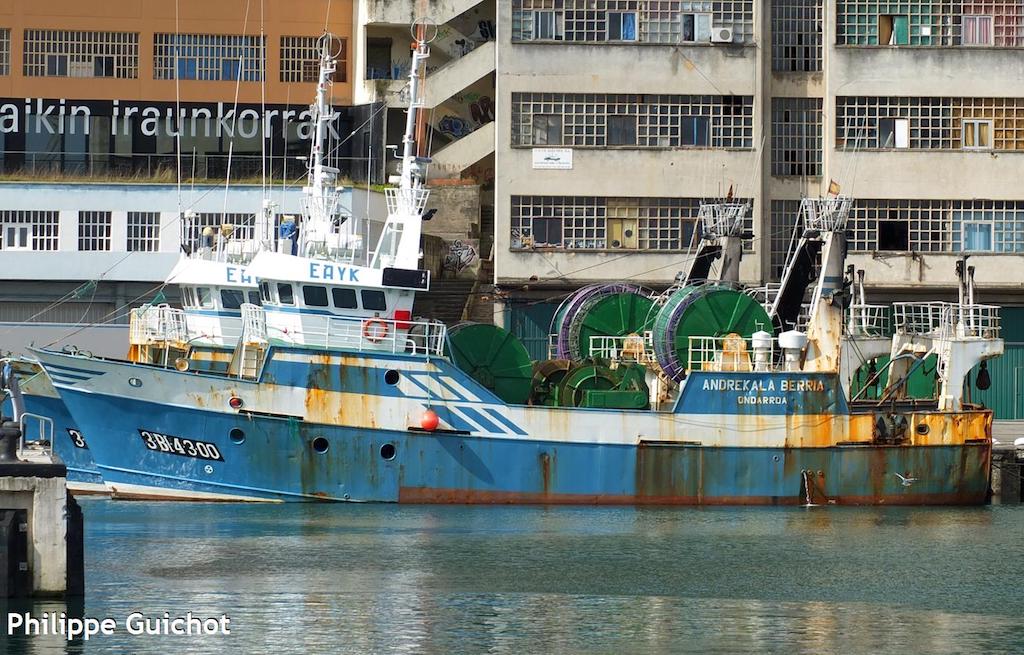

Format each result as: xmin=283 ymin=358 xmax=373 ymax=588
xmin=280 ymin=35 xmax=347 ymax=83
xmin=511 ymin=0 xmax=755 ymax=44
xmin=847 ymin=199 xmax=1024 ymax=253
xmin=512 ymin=93 xmax=754 ymax=149
xmin=153 ymin=33 xmax=264 ymax=81
xmin=186 ymin=213 xmax=256 ymax=246
xmin=127 ymin=212 xmax=161 ymax=252
xmin=837 ymin=2 xmax=1024 ymax=46
xmin=769 ymin=200 xmax=801 ymax=281
xmin=510 ymin=196 xmax=747 ymax=251
xmin=23 ymin=30 xmax=138 ymax=78
xmin=836 ymin=96 xmax=1024 ymax=151
xmin=771 ymin=0 xmax=822 ymax=72
xmin=78 ymin=211 xmax=112 ymax=251
xmin=0 ymin=211 xmax=59 ymax=251
xmin=771 ymin=98 xmax=823 ymax=177
xmin=0 ymin=29 xmax=10 ymax=76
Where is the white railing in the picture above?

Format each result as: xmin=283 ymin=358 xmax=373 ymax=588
xmin=129 ymin=304 xmax=188 ymax=345
xmin=271 ymin=313 xmax=448 ymax=356
xmin=18 ymin=411 xmax=53 ymax=458
xmin=687 ymin=334 xmax=779 ymax=373
xmin=240 ymin=303 xmax=268 ymax=344
xmin=385 ymin=187 xmax=430 ymax=215
xmin=746 ymin=283 xmax=781 ymax=315
xmin=846 ymin=304 xmax=889 ymax=337
xmin=547 ymin=333 xmax=559 ymax=360
xmin=800 ymin=196 xmax=852 ymax=232
xmin=589 ymin=332 xmax=655 ymax=363
xmin=894 ymin=302 xmax=1001 ymax=339
xmin=698 ymin=202 xmax=749 ymax=238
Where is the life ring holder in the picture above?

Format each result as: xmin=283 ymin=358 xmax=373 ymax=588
xmin=363 ymin=318 xmax=390 ymax=344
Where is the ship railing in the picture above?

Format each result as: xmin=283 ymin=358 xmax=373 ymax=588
xmin=687 ymin=334 xmax=779 ymax=374
xmin=698 ymin=202 xmax=749 ymax=238
xmin=942 ymin=303 xmax=1001 ymax=339
xmin=745 ymin=283 xmax=782 ymax=314
xmin=240 ymin=303 xmax=269 ymax=345
xmin=547 ymin=333 xmax=559 ymax=360
xmin=894 ymin=302 xmax=1001 ymax=339
xmin=385 ymin=187 xmax=430 ymax=216
xmin=18 ymin=412 xmax=53 ymax=459
xmin=129 ymin=304 xmax=189 ymax=345
xmin=589 ymin=332 xmax=655 ymax=363
xmin=846 ymin=304 xmax=890 ymax=337
xmin=799 ymin=196 xmax=852 ymax=233
xmin=271 ymin=313 xmax=448 ymax=357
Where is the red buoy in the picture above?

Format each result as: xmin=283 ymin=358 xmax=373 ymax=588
xmin=420 ymin=409 xmax=439 ymax=431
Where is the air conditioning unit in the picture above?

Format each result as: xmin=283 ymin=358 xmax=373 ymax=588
xmin=711 ymin=26 xmax=733 ymax=43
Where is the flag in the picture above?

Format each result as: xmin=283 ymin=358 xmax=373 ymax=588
xmin=726 ymin=184 xmax=734 ymax=200
xmin=828 ymin=179 xmax=841 ymax=196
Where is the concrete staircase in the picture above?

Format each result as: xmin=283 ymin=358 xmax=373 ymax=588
xmin=428 ymin=121 xmax=494 ymax=180
xmin=365 ymin=0 xmax=486 ymax=29
xmin=425 ymin=40 xmax=495 ymax=108
xmin=414 ymin=278 xmax=476 ymax=326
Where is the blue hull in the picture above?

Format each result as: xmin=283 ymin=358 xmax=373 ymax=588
xmin=57 ymin=388 xmax=990 ymax=504
xmin=2 ymin=392 xmax=105 ymax=490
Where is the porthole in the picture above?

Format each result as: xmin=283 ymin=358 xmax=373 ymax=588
xmin=229 ymin=428 xmax=245 ymax=445
xmin=128 ymin=377 xmax=142 ymax=388
xmin=384 ymin=369 xmax=400 ymax=385
xmin=312 ymin=437 xmax=329 ymax=454
xmin=915 ymin=423 xmax=930 ymax=435
xmin=380 ymin=443 xmax=397 ymax=461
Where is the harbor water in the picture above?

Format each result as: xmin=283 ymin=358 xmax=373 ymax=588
xmin=4 ymin=501 xmax=1024 ymax=654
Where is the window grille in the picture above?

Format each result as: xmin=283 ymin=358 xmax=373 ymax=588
xmin=23 ymin=30 xmax=138 ymax=78
xmin=153 ymin=33 xmax=264 ymax=81
xmin=512 ymin=93 xmax=754 ymax=149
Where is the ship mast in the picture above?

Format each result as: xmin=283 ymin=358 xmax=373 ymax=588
xmin=295 ymin=34 xmax=350 ymax=260
xmin=370 ymin=28 xmax=431 ymax=271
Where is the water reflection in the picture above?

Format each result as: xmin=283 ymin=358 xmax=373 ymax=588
xmin=2 ymin=502 xmax=1022 ymax=654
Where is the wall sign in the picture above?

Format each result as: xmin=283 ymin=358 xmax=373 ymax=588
xmin=532 ymin=148 xmax=573 ymax=170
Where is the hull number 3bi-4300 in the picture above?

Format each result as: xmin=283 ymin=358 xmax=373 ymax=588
xmin=138 ymin=429 xmax=224 ymax=462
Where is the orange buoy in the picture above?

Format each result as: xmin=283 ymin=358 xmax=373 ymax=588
xmin=420 ymin=409 xmax=439 ymax=431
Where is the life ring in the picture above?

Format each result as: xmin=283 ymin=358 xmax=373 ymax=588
xmin=363 ymin=318 xmax=390 ymax=343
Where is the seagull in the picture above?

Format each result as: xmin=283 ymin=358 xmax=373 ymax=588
xmin=894 ymin=472 xmax=918 ymax=487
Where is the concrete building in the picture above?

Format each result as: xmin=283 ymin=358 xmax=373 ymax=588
xmin=487 ymin=0 xmax=1024 ymax=420
xmin=0 ymin=0 xmax=376 ymax=180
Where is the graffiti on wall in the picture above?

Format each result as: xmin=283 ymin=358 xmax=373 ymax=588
xmin=443 ymin=239 xmax=479 ymax=276
xmin=438 ymin=115 xmax=473 ymax=138
xmin=469 ymin=96 xmax=494 ymax=125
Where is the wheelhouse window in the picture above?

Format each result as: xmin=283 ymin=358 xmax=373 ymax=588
xmin=361 ymin=290 xmax=387 ymax=311
xmin=220 ymin=289 xmax=246 ymax=310
xmin=302 ymin=285 xmax=329 ymax=307
xmin=196 ymin=287 xmax=214 ymax=309
xmin=332 ymin=287 xmax=358 ymax=309
xmin=247 ymin=291 xmax=261 ymax=306
xmin=277 ymin=283 xmax=295 ymax=306
xmin=259 ymin=281 xmax=273 ymax=303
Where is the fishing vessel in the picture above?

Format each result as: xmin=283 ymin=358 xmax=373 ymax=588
xmin=33 ymin=32 xmax=1005 ymax=504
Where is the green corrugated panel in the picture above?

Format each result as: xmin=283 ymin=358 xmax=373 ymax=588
xmin=971 ymin=342 xmax=1024 ymax=420
xmin=506 ymin=300 xmax=558 ymax=362
xmin=998 ymin=308 xmax=1024 ymax=343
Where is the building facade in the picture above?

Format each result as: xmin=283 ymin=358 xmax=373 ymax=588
xmin=491 ymin=0 xmax=1024 ymax=419
xmin=0 ymin=0 xmax=376 ymax=181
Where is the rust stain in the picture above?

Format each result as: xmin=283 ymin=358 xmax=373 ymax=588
xmin=539 ymin=452 xmax=551 ymax=496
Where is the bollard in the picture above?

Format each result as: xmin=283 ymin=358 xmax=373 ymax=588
xmin=0 ymin=420 xmax=22 ymax=462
